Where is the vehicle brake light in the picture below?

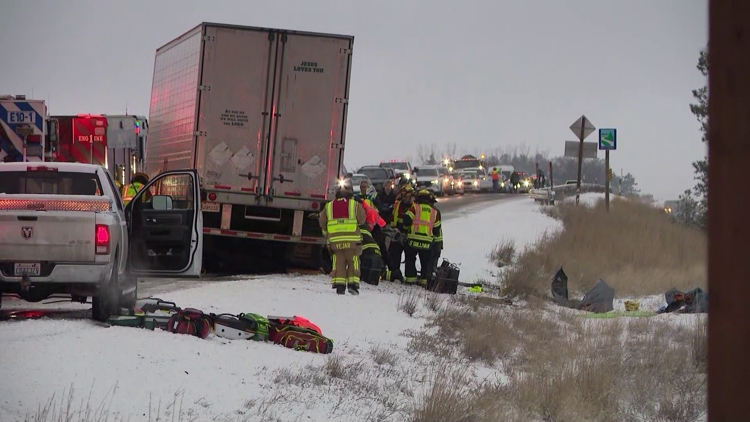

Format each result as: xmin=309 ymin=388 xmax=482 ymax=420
xmin=95 ymin=224 xmax=110 ymax=255
xmin=27 ymin=166 xmax=57 ymax=172
xmin=208 ymin=192 xmax=217 ymax=201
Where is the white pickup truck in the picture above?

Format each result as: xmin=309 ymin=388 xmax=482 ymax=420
xmin=0 ymin=162 xmax=204 ymax=321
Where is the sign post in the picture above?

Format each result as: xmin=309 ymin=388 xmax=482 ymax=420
xmin=598 ymin=128 xmax=617 ymax=211
xmin=569 ymin=115 xmax=596 ymax=205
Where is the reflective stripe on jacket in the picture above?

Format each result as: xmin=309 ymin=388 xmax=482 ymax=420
xmin=406 ymin=203 xmax=438 ymax=246
xmin=324 ymin=198 xmax=362 ymax=244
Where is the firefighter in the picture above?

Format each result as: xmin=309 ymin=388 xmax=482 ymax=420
xmin=358 ymin=199 xmax=388 ymax=285
xmin=386 ymin=184 xmax=414 ymax=282
xmin=122 ymin=172 xmax=150 ymax=205
xmin=403 ymin=189 xmax=442 ymax=287
xmin=319 ymin=179 xmax=367 ymax=295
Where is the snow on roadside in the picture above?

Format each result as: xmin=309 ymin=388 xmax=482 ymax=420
xmin=0 ymin=276 xmax=438 ymax=421
xmin=442 ymin=196 xmax=562 ymax=284
xmin=561 ymin=192 xmax=606 ymax=207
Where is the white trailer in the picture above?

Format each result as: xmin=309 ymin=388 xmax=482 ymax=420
xmin=145 ymin=23 xmax=354 ymax=269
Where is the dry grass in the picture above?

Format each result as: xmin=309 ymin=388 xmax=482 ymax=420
xmin=23 ymin=383 xmax=197 ymax=422
xmin=488 ymin=236 xmax=516 ymax=268
xmin=410 ymin=302 xmax=708 ymax=422
xmin=397 ymin=289 xmax=420 ymax=316
xmin=502 ymin=196 xmax=707 ymax=297
xmin=370 ymin=343 xmax=399 ymax=366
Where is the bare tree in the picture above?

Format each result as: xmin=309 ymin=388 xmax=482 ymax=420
xmin=416 ymin=144 xmax=438 ymax=165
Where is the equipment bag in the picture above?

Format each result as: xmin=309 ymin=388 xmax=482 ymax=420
xmin=428 ymin=259 xmax=460 ymax=295
xmin=167 ymin=308 xmax=213 ymax=339
xmin=135 ymin=298 xmax=180 ymax=330
xmin=267 ymin=315 xmax=323 ymax=335
xmin=268 ymin=324 xmax=334 ymax=354
xmin=211 ymin=313 xmax=259 ymax=340
xmin=360 ymin=252 xmax=384 ymax=286
xmin=238 ymin=313 xmax=270 ymax=341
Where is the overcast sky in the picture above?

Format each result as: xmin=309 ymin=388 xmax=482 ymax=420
xmin=0 ymin=0 xmax=707 ymax=200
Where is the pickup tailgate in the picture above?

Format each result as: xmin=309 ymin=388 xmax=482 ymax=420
xmin=0 ymin=195 xmax=110 ymax=262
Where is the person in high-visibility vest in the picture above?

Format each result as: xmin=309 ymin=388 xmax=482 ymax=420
xmin=319 ymin=178 xmax=367 ymax=295
xmin=491 ymin=168 xmax=501 ymax=193
xmin=403 ymin=189 xmax=442 ymax=287
xmin=121 ymin=172 xmax=150 ymax=205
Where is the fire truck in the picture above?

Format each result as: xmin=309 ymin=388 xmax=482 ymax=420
xmin=0 ymin=95 xmax=47 ymax=163
xmin=45 ymin=114 xmax=148 ymax=186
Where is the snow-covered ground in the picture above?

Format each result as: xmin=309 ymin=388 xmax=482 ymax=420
xmin=0 ymin=195 xmax=692 ymax=421
xmin=442 ymin=196 xmax=562 ymax=284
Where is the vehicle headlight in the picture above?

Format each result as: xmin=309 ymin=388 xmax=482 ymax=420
xmin=501 ymin=182 xmax=505 ymax=187
xmin=338 ymin=179 xmax=346 ymax=187
xmin=431 ymin=179 xmax=438 ymax=185
xmin=403 ymin=172 xmax=411 ymax=180
xmin=473 ymin=181 xmax=479 ymax=186
xmin=523 ymin=180 xmax=529 ymax=187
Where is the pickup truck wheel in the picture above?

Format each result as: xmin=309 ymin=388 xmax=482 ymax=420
xmin=92 ymin=263 xmax=120 ymax=322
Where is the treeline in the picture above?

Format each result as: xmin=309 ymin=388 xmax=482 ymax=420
xmin=415 ymin=143 xmax=640 ymax=194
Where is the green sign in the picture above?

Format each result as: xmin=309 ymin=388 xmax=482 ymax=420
xmin=599 ymin=128 xmax=617 ymax=150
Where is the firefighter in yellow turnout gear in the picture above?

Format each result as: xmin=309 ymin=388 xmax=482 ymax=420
xmin=319 ymin=179 xmax=367 ymax=295
xmin=403 ymin=189 xmax=443 ymax=286
xmin=121 ymin=172 xmax=150 ymax=206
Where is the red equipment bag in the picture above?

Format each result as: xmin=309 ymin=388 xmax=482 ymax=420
xmin=167 ymin=308 xmax=213 ymax=339
xmin=267 ymin=315 xmax=323 ymax=335
xmin=268 ymin=324 xmax=334 ymax=354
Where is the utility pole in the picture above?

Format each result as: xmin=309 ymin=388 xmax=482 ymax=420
xmin=708 ymin=0 xmax=750 ymax=419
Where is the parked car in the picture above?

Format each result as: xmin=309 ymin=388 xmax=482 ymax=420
xmin=464 ymin=167 xmax=493 ymax=192
xmin=357 ymin=165 xmax=392 ymax=192
xmin=460 ymin=170 xmax=481 ymax=193
xmin=414 ymin=165 xmax=446 ymax=196
xmin=379 ymin=160 xmax=413 ymax=180
xmin=450 ymin=172 xmax=465 ymax=195
xmin=437 ymin=166 xmax=455 ymax=195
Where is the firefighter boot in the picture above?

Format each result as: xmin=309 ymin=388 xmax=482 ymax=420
xmin=336 ymin=284 xmax=347 ymax=295
xmin=348 ymin=282 xmax=360 ymax=296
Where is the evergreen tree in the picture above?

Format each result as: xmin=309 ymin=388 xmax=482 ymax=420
xmin=689 ymin=49 xmax=708 ymax=227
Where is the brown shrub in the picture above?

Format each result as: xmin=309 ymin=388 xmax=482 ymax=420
xmin=411 ymin=304 xmax=707 ymax=421
xmin=504 ymin=196 xmax=707 ymax=297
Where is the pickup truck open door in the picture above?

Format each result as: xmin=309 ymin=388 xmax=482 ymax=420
xmin=125 ymin=170 xmax=203 ymax=277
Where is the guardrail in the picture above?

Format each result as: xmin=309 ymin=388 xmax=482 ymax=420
xmin=528 ymin=183 xmax=609 ymax=205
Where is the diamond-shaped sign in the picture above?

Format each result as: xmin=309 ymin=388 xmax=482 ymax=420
xmin=569 ymin=115 xmax=596 ymax=141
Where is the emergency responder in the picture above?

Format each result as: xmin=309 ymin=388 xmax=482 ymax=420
xmin=509 ymin=171 xmax=520 ymax=194
xmin=378 ymin=180 xmax=398 ymax=223
xmin=319 ymin=179 xmax=367 ymax=295
xmin=386 ymin=184 xmax=414 ymax=282
xmin=355 ymin=180 xmax=380 ymax=209
xmin=491 ymin=167 xmax=501 ymax=193
xmin=122 ymin=172 xmax=150 ymax=205
xmin=358 ymin=199 xmax=388 ymax=285
xmin=403 ymin=189 xmax=442 ymax=287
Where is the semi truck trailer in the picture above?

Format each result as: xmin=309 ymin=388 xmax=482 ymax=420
xmin=145 ymin=22 xmax=354 ymax=271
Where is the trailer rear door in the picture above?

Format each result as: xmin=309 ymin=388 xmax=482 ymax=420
xmin=263 ymin=32 xmax=353 ymax=201
xmin=196 ymin=25 xmax=276 ymax=194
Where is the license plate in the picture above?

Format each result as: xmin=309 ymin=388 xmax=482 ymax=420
xmin=14 ymin=263 xmax=41 ymax=276
xmin=202 ymin=201 xmax=220 ymax=212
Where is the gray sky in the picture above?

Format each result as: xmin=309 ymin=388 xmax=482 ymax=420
xmin=1 ymin=0 xmax=707 ymax=200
